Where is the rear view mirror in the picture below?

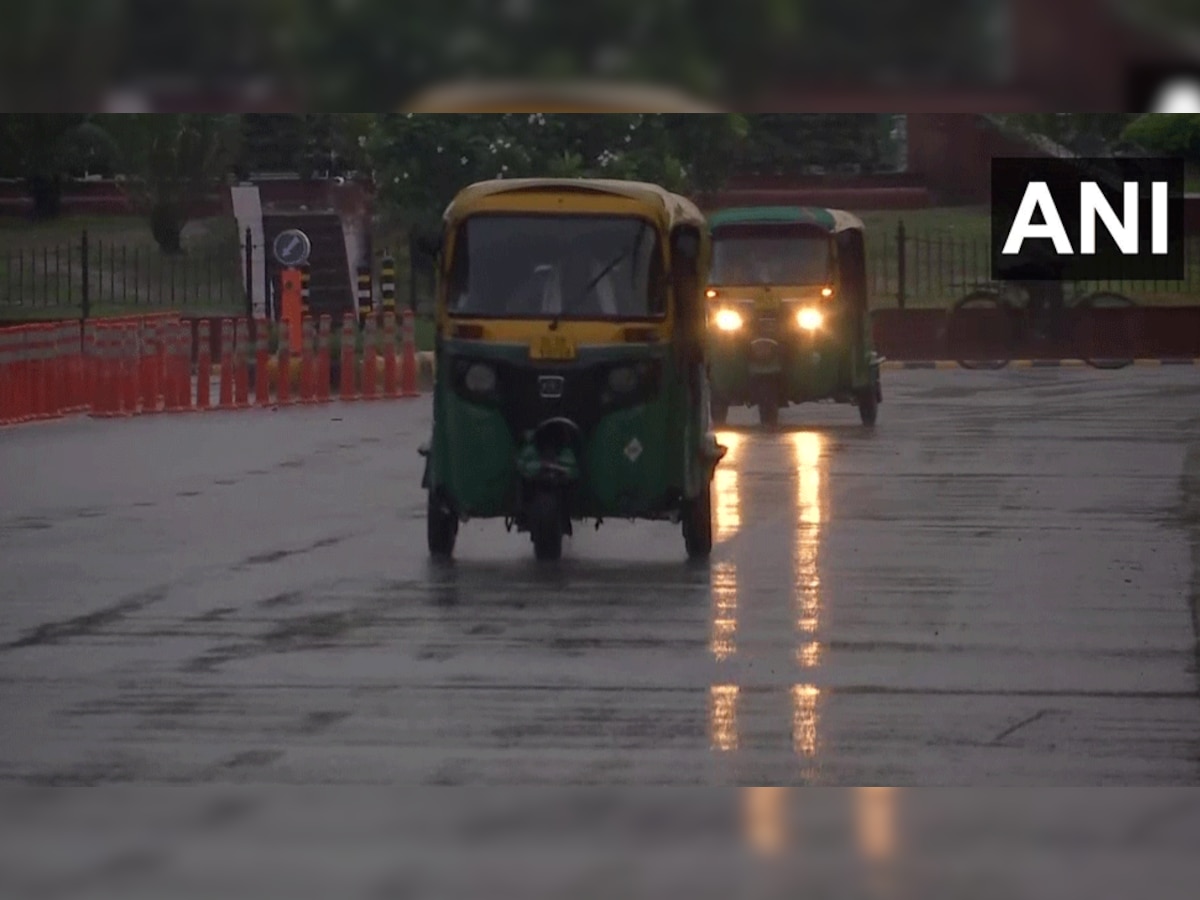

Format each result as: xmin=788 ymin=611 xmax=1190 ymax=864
xmin=671 ymin=230 xmax=700 ymax=262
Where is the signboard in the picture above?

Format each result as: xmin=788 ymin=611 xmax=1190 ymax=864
xmin=273 ymin=229 xmax=312 ymax=267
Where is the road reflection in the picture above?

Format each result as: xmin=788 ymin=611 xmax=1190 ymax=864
xmin=855 ymin=787 xmax=898 ymax=862
xmin=709 ymin=684 xmax=739 ymax=753
xmin=710 ymin=431 xmax=741 ymax=749
xmin=736 ymin=787 xmax=903 ymax=888
xmin=743 ymin=787 xmax=788 ymax=857
xmin=713 ymin=430 xmax=743 ymax=542
xmin=792 ymin=432 xmax=826 ymax=769
xmin=791 ymin=431 xmax=824 ymax=640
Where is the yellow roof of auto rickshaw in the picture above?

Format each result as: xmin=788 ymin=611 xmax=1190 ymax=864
xmin=443 ymin=178 xmax=708 ymax=231
xmin=402 ymin=80 xmax=723 ymax=113
xmin=708 ymin=206 xmax=865 ymax=234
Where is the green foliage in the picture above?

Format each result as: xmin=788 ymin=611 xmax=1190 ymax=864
xmin=0 ymin=115 xmax=118 ymax=218
xmin=991 ymin=114 xmax=1140 ymax=155
xmin=1122 ymin=114 xmax=1200 ymax=160
xmin=98 ymin=114 xmax=242 ymax=253
xmin=367 ymin=112 xmax=753 ymax=226
xmin=239 ymin=114 xmax=374 ymax=178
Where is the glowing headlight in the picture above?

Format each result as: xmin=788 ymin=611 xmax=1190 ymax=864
xmin=464 ymin=362 xmax=496 ymax=393
xmin=797 ymin=308 xmax=823 ymax=331
xmin=821 ymin=287 xmax=834 ymax=298
xmin=714 ymin=309 xmax=743 ymax=331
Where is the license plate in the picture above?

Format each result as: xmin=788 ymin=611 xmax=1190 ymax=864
xmin=758 ymin=295 xmax=782 ymax=310
xmin=531 ymin=335 xmax=577 ymax=360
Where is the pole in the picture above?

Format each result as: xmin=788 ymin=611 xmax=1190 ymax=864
xmin=244 ymin=227 xmax=254 ymax=320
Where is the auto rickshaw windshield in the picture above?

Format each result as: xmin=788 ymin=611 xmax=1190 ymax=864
xmin=448 ymin=214 xmax=666 ymax=319
xmin=709 ymin=233 xmax=832 ymax=286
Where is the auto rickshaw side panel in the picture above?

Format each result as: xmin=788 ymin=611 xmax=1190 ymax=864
xmin=429 ymin=343 xmax=523 ymax=518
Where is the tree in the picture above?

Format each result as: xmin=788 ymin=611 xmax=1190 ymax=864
xmin=0 ymin=115 xmax=117 ymax=219
xmin=991 ymin=114 xmax=1141 ymax=156
xmin=100 ymin=114 xmax=242 ymax=253
xmin=731 ymin=114 xmax=897 ymax=176
xmin=1121 ymin=114 xmax=1200 ymax=160
xmin=238 ymin=113 xmax=374 ymax=178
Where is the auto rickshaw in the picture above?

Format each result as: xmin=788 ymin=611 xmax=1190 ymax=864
xmin=417 ymin=178 xmax=727 ymax=561
xmin=705 ymin=206 xmax=882 ymax=427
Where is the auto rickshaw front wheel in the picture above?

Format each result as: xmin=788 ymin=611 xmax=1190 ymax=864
xmin=528 ymin=490 xmax=565 ymax=561
xmin=753 ymin=379 xmax=780 ymax=428
xmin=427 ymin=491 xmax=459 ymax=558
xmin=682 ymin=481 xmax=713 ymax=559
xmin=710 ymin=394 xmax=730 ymax=427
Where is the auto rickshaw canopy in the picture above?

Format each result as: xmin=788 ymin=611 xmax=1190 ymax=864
xmin=443 ymin=178 xmax=709 ymax=234
xmin=707 ymin=205 xmax=865 ymax=234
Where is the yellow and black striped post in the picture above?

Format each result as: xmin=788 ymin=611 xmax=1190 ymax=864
xmin=380 ymin=254 xmax=397 ymax=314
xmin=357 ymin=265 xmax=373 ymax=326
xmin=300 ymin=266 xmax=311 ymax=316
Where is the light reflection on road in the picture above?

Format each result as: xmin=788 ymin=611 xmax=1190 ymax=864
xmin=792 ymin=432 xmax=826 ymax=769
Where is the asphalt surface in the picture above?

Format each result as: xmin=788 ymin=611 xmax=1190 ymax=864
xmin=1 ymin=368 xmax=1198 ymax=790
xmin=2 ymin=367 xmax=1200 ymax=897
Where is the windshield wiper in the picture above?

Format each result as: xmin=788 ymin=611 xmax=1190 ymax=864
xmin=551 ymin=222 xmax=651 ymax=329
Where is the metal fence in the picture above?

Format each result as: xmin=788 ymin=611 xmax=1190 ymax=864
xmin=0 ymin=228 xmax=246 ymax=319
xmin=6 ymin=221 xmax=1198 ymax=321
xmin=867 ymin=223 xmax=1200 ymax=308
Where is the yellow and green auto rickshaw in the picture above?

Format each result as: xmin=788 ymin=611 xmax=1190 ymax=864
xmin=417 ymin=178 xmax=727 ymax=561
xmin=705 ymin=206 xmax=882 ymax=427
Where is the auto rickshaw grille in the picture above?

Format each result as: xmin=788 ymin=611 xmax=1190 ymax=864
xmin=449 ymin=355 xmax=663 ymax=442
xmin=755 ymin=315 xmax=779 ymax=338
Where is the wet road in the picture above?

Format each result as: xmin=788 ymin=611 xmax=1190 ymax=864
xmin=1 ymin=367 xmax=1198 ymax=788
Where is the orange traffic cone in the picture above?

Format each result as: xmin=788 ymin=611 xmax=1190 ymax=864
xmin=340 ymin=317 xmax=357 ymax=400
xmin=316 ymin=315 xmax=332 ymax=403
xmin=276 ymin=320 xmax=292 ymax=406
xmin=196 ymin=320 xmax=213 ymax=410
xmin=400 ymin=309 xmax=419 ymax=398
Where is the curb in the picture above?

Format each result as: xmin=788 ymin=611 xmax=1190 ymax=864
xmin=880 ymin=358 xmax=1200 ymax=370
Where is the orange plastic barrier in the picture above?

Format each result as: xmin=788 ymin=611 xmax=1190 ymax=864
xmin=340 ymin=317 xmax=357 ymax=400
xmin=276 ymin=320 xmax=292 ymax=406
xmin=361 ymin=316 xmax=378 ymax=400
xmin=254 ymin=319 xmax=270 ymax=407
xmin=196 ymin=320 xmax=213 ymax=411
xmin=382 ymin=312 xmax=399 ymax=398
xmin=218 ymin=319 xmax=234 ymax=410
xmin=316 ymin=315 xmax=332 ymax=404
xmin=400 ymin=310 xmax=419 ymax=398
xmin=300 ymin=316 xmax=316 ymax=404
xmin=234 ymin=318 xmax=251 ymax=409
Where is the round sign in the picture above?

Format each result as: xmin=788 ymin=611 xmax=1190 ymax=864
xmin=273 ymin=229 xmax=312 ymax=267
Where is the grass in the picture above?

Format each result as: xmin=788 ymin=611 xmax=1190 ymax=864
xmin=0 ymin=215 xmax=245 ymax=318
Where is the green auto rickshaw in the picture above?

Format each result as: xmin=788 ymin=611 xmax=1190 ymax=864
xmin=418 ymin=178 xmax=727 ymax=561
xmin=705 ymin=206 xmax=882 ymax=427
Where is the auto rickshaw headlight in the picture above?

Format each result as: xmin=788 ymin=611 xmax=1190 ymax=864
xmin=463 ymin=362 xmax=497 ymax=394
xmin=713 ymin=308 xmax=743 ymax=331
xmin=607 ymin=365 xmax=639 ymax=393
xmin=797 ymin=308 xmax=823 ymax=331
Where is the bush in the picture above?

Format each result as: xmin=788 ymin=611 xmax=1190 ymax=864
xmin=1121 ymin=114 xmax=1200 ymax=160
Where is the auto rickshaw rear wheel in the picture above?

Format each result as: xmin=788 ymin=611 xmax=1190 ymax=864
xmin=427 ymin=491 xmax=459 ymax=558
xmin=682 ymin=481 xmax=713 ymax=559
xmin=529 ymin=490 xmax=564 ymax=561
xmin=856 ymin=383 xmax=878 ymax=426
